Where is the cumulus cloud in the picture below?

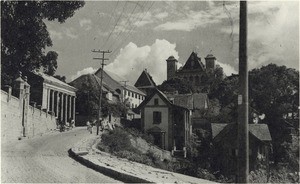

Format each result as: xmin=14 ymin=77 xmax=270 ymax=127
xmin=105 ymin=39 xmax=179 ymax=85
xmin=79 ymin=18 xmax=92 ymax=30
xmin=216 ymin=60 xmax=238 ymax=76
xmin=70 ymin=67 xmax=97 ymax=82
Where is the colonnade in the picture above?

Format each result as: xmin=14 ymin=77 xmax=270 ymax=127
xmin=44 ymin=88 xmax=76 ymax=123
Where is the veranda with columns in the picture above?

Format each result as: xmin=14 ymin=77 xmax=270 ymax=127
xmin=42 ymin=83 xmax=76 ymax=124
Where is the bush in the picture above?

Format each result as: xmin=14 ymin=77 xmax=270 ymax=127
xmin=125 ymin=127 xmax=154 ymax=144
xmin=101 ymin=128 xmax=135 ymax=153
xmin=115 ymin=150 xmax=153 ymax=166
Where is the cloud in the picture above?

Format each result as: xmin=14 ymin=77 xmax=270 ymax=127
xmin=70 ymin=67 xmax=97 ymax=82
xmin=105 ymin=39 xmax=179 ymax=85
xmin=79 ymin=18 xmax=92 ymax=31
xmin=64 ymin=28 xmax=78 ymax=39
xmin=216 ymin=60 xmax=238 ymax=76
xmin=49 ymin=30 xmax=63 ymax=40
xmin=154 ymin=2 xmax=234 ymax=31
xmin=154 ymin=12 xmax=169 ymax=19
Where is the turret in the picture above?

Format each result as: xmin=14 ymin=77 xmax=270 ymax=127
xmin=166 ymin=56 xmax=178 ymax=80
xmin=205 ymin=54 xmax=216 ymax=70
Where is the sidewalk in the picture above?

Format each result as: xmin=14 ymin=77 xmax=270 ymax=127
xmin=69 ymin=131 xmax=216 ymax=183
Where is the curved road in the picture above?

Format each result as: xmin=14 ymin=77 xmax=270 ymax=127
xmin=1 ymin=127 xmax=121 ymax=183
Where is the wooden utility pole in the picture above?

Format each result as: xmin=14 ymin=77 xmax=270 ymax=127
xmin=237 ymin=1 xmax=249 ymax=183
xmin=92 ymin=49 xmax=111 ymax=135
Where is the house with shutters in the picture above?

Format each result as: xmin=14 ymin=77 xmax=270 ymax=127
xmin=137 ymin=88 xmax=192 ymax=156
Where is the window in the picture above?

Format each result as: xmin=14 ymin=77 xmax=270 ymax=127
xmin=132 ymin=92 xmax=134 ymax=97
xmin=135 ymin=93 xmax=137 ymax=98
xmin=153 ymin=111 xmax=162 ymax=124
xmin=128 ymin=91 xmax=130 ymax=96
xmin=138 ymin=95 xmax=140 ymax=100
xmin=154 ymin=98 xmax=159 ymax=105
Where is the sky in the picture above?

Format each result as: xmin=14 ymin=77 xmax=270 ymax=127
xmin=45 ymin=0 xmax=299 ymax=85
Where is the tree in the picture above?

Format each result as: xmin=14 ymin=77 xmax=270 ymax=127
xmin=1 ymin=0 xmax=85 ymax=87
xmin=249 ymin=64 xmax=299 ymax=123
xmin=157 ymin=77 xmax=195 ymax=94
xmin=42 ymin=51 xmax=58 ymax=76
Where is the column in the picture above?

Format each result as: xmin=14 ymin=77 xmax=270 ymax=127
xmin=72 ymin=96 xmax=76 ymax=121
xmin=60 ymin=93 xmax=64 ymax=122
xmin=68 ymin=95 xmax=72 ymax=121
xmin=47 ymin=88 xmax=50 ymax=113
xmin=56 ymin=92 xmax=59 ymax=118
xmin=64 ymin=94 xmax=68 ymax=123
xmin=51 ymin=90 xmax=55 ymax=115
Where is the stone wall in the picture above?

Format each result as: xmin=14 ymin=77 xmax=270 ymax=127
xmin=1 ymin=89 xmax=56 ymax=143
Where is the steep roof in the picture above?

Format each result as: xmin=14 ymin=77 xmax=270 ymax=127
xmin=95 ymin=68 xmax=146 ymax=95
xmin=134 ymin=69 xmax=156 ymax=88
xmin=212 ymin=123 xmax=272 ymax=142
xmin=181 ymin=52 xmax=205 ymax=71
xmin=137 ymin=88 xmax=189 ymax=111
xmin=69 ymin=74 xmax=114 ymax=94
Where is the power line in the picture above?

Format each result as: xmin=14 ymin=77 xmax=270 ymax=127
xmin=101 ymin=1 xmax=128 ymax=49
xmin=109 ymin=1 xmax=155 ymax=58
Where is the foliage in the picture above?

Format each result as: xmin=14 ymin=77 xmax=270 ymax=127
xmin=157 ymin=77 xmax=195 ymax=94
xmin=42 ymin=51 xmax=58 ymax=76
xmin=249 ymin=64 xmax=299 ymax=122
xmin=125 ymin=128 xmax=154 ymax=144
xmin=101 ymin=128 xmax=136 ymax=153
xmin=249 ymin=165 xmax=299 ymax=183
xmin=54 ymin=75 xmax=66 ymax=82
xmin=1 ymin=0 xmax=85 ymax=88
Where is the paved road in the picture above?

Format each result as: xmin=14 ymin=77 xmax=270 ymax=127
xmin=1 ymin=127 xmax=121 ymax=183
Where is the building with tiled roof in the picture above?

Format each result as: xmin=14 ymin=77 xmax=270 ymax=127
xmin=166 ymin=52 xmax=217 ymax=88
xmin=94 ymin=68 xmax=146 ymax=109
xmin=211 ymin=123 xmax=272 ymax=175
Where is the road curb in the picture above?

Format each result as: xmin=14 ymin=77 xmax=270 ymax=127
xmin=68 ymin=148 xmax=151 ymax=183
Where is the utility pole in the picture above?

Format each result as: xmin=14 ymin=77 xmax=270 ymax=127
xmin=237 ymin=1 xmax=249 ymax=183
xmin=92 ymin=49 xmax=111 ymax=135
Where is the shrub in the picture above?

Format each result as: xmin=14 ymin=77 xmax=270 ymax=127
xmin=115 ymin=150 xmax=153 ymax=166
xmin=101 ymin=128 xmax=135 ymax=153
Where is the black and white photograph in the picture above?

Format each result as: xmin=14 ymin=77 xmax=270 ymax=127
xmin=1 ymin=0 xmax=299 ymax=183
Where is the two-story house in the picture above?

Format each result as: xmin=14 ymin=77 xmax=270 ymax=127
xmin=137 ymin=88 xmax=192 ymax=155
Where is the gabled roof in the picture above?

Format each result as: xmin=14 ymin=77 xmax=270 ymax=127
xmin=212 ymin=123 xmax=272 ymax=142
xmin=134 ymin=69 xmax=156 ymax=88
xmin=69 ymin=74 xmax=115 ymax=94
xmin=181 ymin=52 xmax=205 ymax=71
xmin=249 ymin=124 xmax=272 ymax=141
xmin=136 ymin=88 xmax=189 ymax=111
xmin=95 ymin=68 xmax=145 ymax=96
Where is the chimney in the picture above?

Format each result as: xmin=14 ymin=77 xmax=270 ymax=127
xmin=205 ymin=54 xmax=216 ymax=70
xmin=166 ymin=56 xmax=178 ymax=80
